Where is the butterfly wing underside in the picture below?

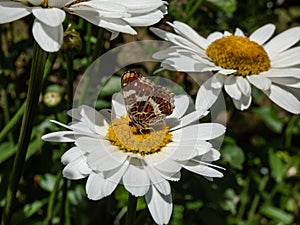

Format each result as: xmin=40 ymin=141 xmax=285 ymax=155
xmin=121 ymin=71 xmax=174 ymax=129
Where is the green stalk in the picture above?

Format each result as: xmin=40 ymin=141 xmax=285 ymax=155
xmin=125 ymin=193 xmax=137 ymax=225
xmin=237 ymin=176 xmax=250 ymax=220
xmin=0 ymin=100 xmax=25 ymax=143
xmin=186 ymin=0 xmax=204 ymax=22
xmin=0 ymin=89 xmax=14 ymax=143
xmin=65 ymin=56 xmax=74 ymax=110
xmin=43 ymin=172 xmax=62 ymax=225
xmin=62 ymin=53 xmax=74 ymax=225
xmin=1 ymin=41 xmax=48 ymax=225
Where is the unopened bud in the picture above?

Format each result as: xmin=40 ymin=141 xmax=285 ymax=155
xmin=43 ymin=85 xmax=62 ymax=107
xmin=61 ymin=24 xmax=82 ymax=57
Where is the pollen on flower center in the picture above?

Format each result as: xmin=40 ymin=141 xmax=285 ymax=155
xmin=206 ymin=36 xmax=271 ymax=76
xmin=106 ymin=116 xmax=172 ymax=156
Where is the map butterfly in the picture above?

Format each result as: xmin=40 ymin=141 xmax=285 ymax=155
xmin=121 ymin=71 xmax=175 ymax=130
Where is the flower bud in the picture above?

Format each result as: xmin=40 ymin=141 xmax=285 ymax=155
xmin=43 ymin=85 xmax=62 ymax=107
xmin=61 ymin=24 xmax=82 ymax=57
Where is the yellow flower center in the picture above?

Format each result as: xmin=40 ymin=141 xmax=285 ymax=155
xmin=106 ymin=116 xmax=172 ymax=156
xmin=206 ymin=36 xmax=270 ymax=76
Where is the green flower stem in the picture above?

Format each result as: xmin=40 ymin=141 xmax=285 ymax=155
xmin=0 ymin=99 xmax=26 ymax=143
xmin=125 ymin=193 xmax=137 ymax=225
xmin=0 ymin=89 xmax=14 ymax=143
xmin=65 ymin=55 xmax=74 ymax=110
xmin=63 ymin=52 xmax=74 ymax=225
xmin=0 ymin=53 xmax=55 ymax=144
xmin=237 ymin=176 xmax=250 ymax=220
xmin=1 ymin=41 xmax=48 ymax=225
xmin=43 ymin=172 xmax=62 ymax=225
xmin=186 ymin=0 xmax=204 ymax=22
xmin=91 ymin=28 xmax=105 ymax=61
xmin=247 ymin=175 xmax=269 ymax=221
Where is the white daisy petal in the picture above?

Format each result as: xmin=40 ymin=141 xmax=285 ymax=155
xmin=0 ymin=1 xmax=32 ymax=23
xmin=263 ymin=68 xmax=300 ymax=78
xmin=250 ymin=23 xmax=275 ymax=45
xmin=122 ymin=160 xmax=150 ymax=196
xmin=48 ymin=0 xmax=74 ymax=8
xmin=41 ymin=131 xmax=77 ymax=142
xmin=172 ymin=123 xmax=226 ymax=141
xmin=102 ymin=160 xmax=129 ymax=185
xmin=207 ymin=31 xmax=223 ymax=43
xmin=264 ymin=26 xmax=300 ymax=54
xmin=86 ymin=172 xmax=117 ymax=200
xmin=112 ymin=93 xmax=127 ymax=117
xmin=271 ymin=46 xmax=300 ymax=67
xmin=224 ymin=76 xmax=242 ymax=100
xmin=161 ymin=55 xmax=210 ymax=72
xmin=70 ymin=8 xmax=137 ymax=35
xmin=211 ymin=73 xmax=226 ymax=89
xmin=28 ymin=0 xmax=43 ymax=5
xmin=32 ymin=19 xmax=63 ymax=52
xmin=170 ymin=110 xmax=209 ymax=131
xmin=232 ymin=94 xmax=252 ymax=111
xmin=74 ymin=1 xmax=128 ymax=16
xmin=76 ymin=137 xmax=127 ymax=171
xmin=169 ymin=94 xmax=190 ymax=119
xmin=201 ymin=148 xmax=221 ymax=161
xmin=236 ymin=76 xmax=251 ymax=96
xmin=62 ymin=159 xmax=89 ymax=180
xmin=195 ymin=76 xmax=222 ymax=111
xmin=114 ymin=0 xmax=165 ymax=14
xmin=170 ymin=21 xmax=209 ymax=49
xmin=153 ymin=179 xmax=171 ymax=196
xmin=144 ymin=166 xmax=170 ymax=194
xmin=145 ymin=153 xmax=182 ymax=175
xmin=247 ymin=75 xmax=272 ymax=90
xmin=32 ymin=7 xmax=65 ymax=27
xmin=61 ymin=147 xmax=83 ymax=165
xmin=263 ymin=85 xmax=300 ymax=114
xmin=270 ymin=77 xmax=300 ymax=88
xmin=234 ymin=27 xmax=244 ymax=36
xmin=145 ymin=186 xmax=172 ymax=225
xmin=183 ymin=161 xmax=223 ymax=178
xmin=123 ymin=10 xmax=164 ymax=26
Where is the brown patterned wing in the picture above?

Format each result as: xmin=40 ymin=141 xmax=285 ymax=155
xmin=121 ymin=70 xmax=175 ymax=129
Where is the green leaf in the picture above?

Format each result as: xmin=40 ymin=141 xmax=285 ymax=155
xmin=39 ymin=173 xmax=58 ymax=192
xmin=221 ymin=143 xmax=245 ymax=170
xmin=268 ymin=150 xmax=285 ymax=183
xmin=209 ymin=0 xmax=237 ymax=16
xmin=99 ymin=76 xmax=121 ymax=97
xmin=0 ymin=142 xmax=17 ymax=164
xmin=254 ymin=106 xmax=284 ymax=133
xmin=260 ymin=205 xmax=293 ymax=224
xmin=23 ymin=199 xmax=47 ymax=218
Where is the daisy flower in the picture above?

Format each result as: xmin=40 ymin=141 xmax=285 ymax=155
xmin=42 ymin=92 xmax=225 ymax=224
xmin=151 ymin=21 xmax=300 ymax=114
xmin=0 ymin=0 xmax=167 ymax=52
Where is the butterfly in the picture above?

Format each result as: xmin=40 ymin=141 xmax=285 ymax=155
xmin=121 ymin=71 xmax=175 ymax=130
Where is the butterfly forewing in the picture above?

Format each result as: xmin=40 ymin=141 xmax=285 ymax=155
xmin=121 ymin=71 xmax=175 ymax=129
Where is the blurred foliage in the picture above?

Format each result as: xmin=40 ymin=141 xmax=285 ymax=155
xmin=1 ymin=0 xmax=300 ymax=225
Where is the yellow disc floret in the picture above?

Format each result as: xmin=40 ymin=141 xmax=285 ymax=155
xmin=206 ymin=36 xmax=270 ymax=76
xmin=106 ymin=116 xmax=172 ymax=156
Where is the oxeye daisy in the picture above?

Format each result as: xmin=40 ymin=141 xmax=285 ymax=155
xmin=0 ymin=0 xmax=167 ymax=52
xmin=151 ymin=21 xmax=300 ymax=114
xmin=42 ymin=91 xmax=225 ymax=224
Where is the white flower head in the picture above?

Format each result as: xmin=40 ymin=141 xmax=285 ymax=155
xmin=0 ymin=0 xmax=167 ymax=52
xmin=42 ymin=90 xmax=225 ymax=224
xmin=151 ymin=21 xmax=300 ymax=114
